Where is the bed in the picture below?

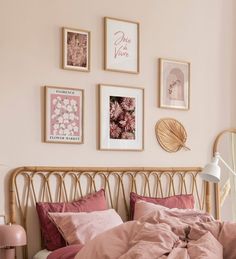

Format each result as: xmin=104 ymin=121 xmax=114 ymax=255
xmin=9 ymin=166 xmax=215 ymax=259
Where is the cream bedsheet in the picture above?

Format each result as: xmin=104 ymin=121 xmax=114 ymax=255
xmin=33 ymin=249 xmax=51 ymax=259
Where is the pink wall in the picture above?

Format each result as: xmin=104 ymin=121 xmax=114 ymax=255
xmin=0 ymin=0 xmax=236 ymax=219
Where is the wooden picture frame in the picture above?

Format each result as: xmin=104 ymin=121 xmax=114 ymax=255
xmin=104 ymin=17 xmax=139 ymax=74
xmin=159 ymin=58 xmax=190 ymax=110
xmin=63 ymin=27 xmax=90 ymax=72
xmin=45 ymin=86 xmax=84 ymax=144
xmin=99 ymin=84 xmax=144 ymax=151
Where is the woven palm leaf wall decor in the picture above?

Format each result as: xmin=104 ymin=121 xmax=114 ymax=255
xmin=155 ymin=118 xmax=190 ymax=152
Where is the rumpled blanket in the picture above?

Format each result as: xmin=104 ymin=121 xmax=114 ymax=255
xmin=47 ymin=244 xmax=83 ymax=259
xmin=75 ymin=208 xmax=236 ymax=259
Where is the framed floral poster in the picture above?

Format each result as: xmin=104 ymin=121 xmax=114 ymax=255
xmin=99 ymin=84 xmax=144 ymax=151
xmin=63 ymin=27 xmax=90 ymax=72
xmin=45 ymin=86 xmax=84 ymax=144
xmin=159 ymin=58 xmax=190 ymax=110
xmin=104 ymin=17 xmax=139 ymax=74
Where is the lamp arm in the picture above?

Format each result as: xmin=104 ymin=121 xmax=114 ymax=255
xmin=217 ymin=153 xmax=236 ymax=177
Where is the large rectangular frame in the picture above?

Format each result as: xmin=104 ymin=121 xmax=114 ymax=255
xmin=99 ymin=84 xmax=144 ymax=151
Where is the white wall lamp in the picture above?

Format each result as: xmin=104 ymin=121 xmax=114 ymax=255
xmin=201 ymin=152 xmax=236 ymax=183
xmin=200 ymin=128 xmax=236 ymax=220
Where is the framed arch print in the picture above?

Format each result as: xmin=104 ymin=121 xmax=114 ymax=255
xmin=99 ymin=84 xmax=144 ymax=151
xmin=159 ymin=58 xmax=190 ymax=110
xmin=104 ymin=17 xmax=139 ymax=74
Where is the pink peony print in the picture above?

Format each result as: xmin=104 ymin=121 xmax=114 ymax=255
xmin=119 ymin=112 xmax=135 ymax=131
xmin=110 ymin=122 xmax=122 ymax=138
xmin=121 ymin=132 xmax=135 ymax=139
xmin=110 ymin=101 xmax=123 ymax=120
xmin=109 ymin=96 xmax=136 ymax=140
xmin=120 ymin=97 xmax=135 ymax=111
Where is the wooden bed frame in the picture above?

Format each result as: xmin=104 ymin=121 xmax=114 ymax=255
xmin=9 ymin=166 xmax=213 ymax=259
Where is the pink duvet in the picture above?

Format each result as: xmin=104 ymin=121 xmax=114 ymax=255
xmin=74 ymin=208 xmax=236 ymax=259
xmin=47 ymin=244 xmax=83 ymax=259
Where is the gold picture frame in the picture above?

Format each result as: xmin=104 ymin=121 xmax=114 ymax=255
xmin=45 ymin=86 xmax=84 ymax=144
xmin=159 ymin=58 xmax=190 ymax=110
xmin=63 ymin=27 xmax=91 ymax=72
xmin=99 ymin=84 xmax=144 ymax=151
xmin=104 ymin=17 xmax=140 ymax=74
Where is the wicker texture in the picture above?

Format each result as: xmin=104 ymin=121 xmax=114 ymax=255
xmin=9 ymin=166 xmax=209 ymax=259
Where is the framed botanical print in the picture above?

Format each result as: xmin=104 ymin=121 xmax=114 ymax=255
xmin=63 ymin=27 xmax=90 ymax=72
xmin=99 ymin=84 xmax=144 ymax=151
xmin=104 ymin=17 xmax=139 ymax=74
xmin=45 ymin=86 xmax=84 ymax=144
xmin=159 ymin=58 xmax=190 ymax=110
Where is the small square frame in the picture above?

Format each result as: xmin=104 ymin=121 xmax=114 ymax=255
xmin=99 ymin=84 xmax=144 ymax=151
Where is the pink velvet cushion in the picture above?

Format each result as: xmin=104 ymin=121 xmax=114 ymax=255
xmin=130 ymin=192 xmax=194 ymax=219
xmin=48 ymin=209 xmax=123 ymax=245
xmin=36 ymin=189 xmax=107 ymax=251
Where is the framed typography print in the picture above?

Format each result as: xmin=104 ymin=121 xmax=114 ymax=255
xmin=63 ymin=27 xmax=90 ymax=72
xmin=159 ymin=58 xmax=190 ymax=110
xmin=104 ymin=17 xmax=139 ymax=74
xmin=99 ymin=84 xmax=144 ymax=151
xmin=45 ymin=86 xmax=84 ymax=144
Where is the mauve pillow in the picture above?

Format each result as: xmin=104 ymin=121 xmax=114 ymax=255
xmin=130 ymin=192 xmax=194 ymax=220
xmin=36 ymin=189 xmax=107 ymax=251
xmin=48 ymin=209 xmax=123 ymax=245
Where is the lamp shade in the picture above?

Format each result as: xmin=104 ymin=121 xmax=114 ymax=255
xmin=0 ymin=224 xmax=26 ymax=248
xmin=201 ymin=162 xmax=221 ymax=183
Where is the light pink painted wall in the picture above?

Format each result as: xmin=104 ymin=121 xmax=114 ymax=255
xmin=0 ymin=0 xmax=235 ymax=219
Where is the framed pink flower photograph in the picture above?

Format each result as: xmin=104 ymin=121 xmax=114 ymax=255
xmin=99 ymin=84 xmax=144 ymax=151
xmin=159 ymin=58 xmax=190 ymax=110
xmin=63 ymin=27 xmax=90 ymax=72
xmin=45 ymin=86 xmax=84 ymax=144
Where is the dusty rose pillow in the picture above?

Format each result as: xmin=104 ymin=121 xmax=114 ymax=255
xmin=134 ymin=200 xmax=212 ymax=221
xmin=48 ymin=209 xmax=123 ymax=245
xmin=36 ymin=189 xmax=107 ymax=251
xmin=130 ymin=192 xmax=194 ymax=219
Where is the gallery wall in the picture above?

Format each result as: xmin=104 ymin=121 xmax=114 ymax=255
xmin=0 ymin=0 xmax=236 ymax=219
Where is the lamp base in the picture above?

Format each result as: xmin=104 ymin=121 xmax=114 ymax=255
xmin=0 ymin=248 xmax=15 ymax=259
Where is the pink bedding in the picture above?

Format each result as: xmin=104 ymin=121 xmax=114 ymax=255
xmin=47 ymin=244 xmax=83 ymax=259
xmin=74 ymin=208 xmax=236 ymax=259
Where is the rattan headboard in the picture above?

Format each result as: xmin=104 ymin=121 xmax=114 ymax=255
xmin=9 ymin=166 xmax=211 ymax=259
